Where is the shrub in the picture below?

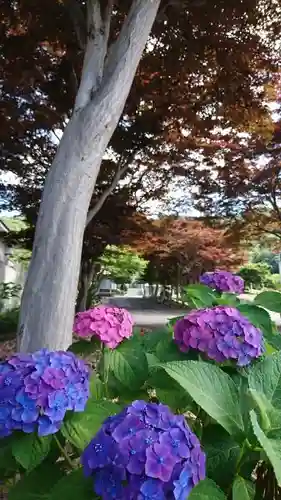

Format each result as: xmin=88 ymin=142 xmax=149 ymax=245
xmin=2 ymin=284 xmax=281 ymax=498
xmin=0 ymin=282 xmax=22 ymax=311
xmin=200 ymin=270 xmax=244 ymax=293
xmin=237 ymin=262 xmax=272 ymax=289
xmin=263 ymin=273 xmax=281 ymax=290
xmin=0 ymin=307 xmax=19 ymax=341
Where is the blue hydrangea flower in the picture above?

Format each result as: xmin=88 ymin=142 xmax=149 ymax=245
xmin=174 ymin=306 xmax=264 ymax=366
xmin=0 ymin=349 xmax=89 ymax=438
xmin=200 ymin=270 xmax=244 ymax=294
xmin=81 ymin=400 xmax=205 ymax=499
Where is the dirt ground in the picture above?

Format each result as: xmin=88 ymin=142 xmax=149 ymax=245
xmin=0 ymin=339 xmax=16 ymax=361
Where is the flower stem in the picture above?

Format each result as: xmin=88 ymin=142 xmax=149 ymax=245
xmin=54 ymin=434 xmax=75 ymax=469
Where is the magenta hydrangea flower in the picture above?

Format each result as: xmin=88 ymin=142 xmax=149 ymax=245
xmin=200 ymin=270 xmax=244 ymax=294
xmin=174 ymin=306 xmax=264 ymax=366
xmin=81 ymin=400 xmax=205 ymax=499
xmin=0 ymin=349 xmax=89 ymax=438
xmin=73 ymin=305 xmax=134 ymax=349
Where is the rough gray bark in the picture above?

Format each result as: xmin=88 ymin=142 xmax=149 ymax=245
xmin=18 ymin=0 xmax=161 ymax=352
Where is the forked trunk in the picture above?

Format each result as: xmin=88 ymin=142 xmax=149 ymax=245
xmin=18 ymin=0 xmax=160 ymax=352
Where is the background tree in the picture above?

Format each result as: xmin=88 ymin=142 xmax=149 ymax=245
xmin=133 ymin=217 xmax=246 ymax=297
xmin=237 ymin=262 xmax=273 ymax=290
xmin=77 ymin=197 xmax=152 ymax=311
xmin=1 ymin=0 xmax=281 ymax=350
xmin=99 ymin=246 xmax=148 ymax=285
xmin=188 ymin=110 xmax=281 ymax=242
xmin=251 ymin=246 xmax=279 ymax=274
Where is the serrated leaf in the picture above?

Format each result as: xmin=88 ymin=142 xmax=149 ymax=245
xmin=107 ymin=342 xmax=148 ymax=390
xmin=146 ymin=352 xmax=160 ymax=367
xmin=156 ymin=336 xmax=197 ymax=362
xmin=156 ymin=386 xmax=194 ymax=413
xmin=167 ymin=315 xmax=185 ymax=327
xmin=12 ymin=433 xmax=52 ymax=471
xmin=217 ymin=292 xmax=240 ymax=306
xmin=0 ymin=434 xmax=19 ymax=479
xmin=182 ymin=284 xmax=217 ymax=307
xmin=202 ymin=425 xmax=240 ymax=488
xmin=254 ymin=291 xmax=281 ymax=313
xmin=248 ymin=352 xmax=281 ymax=430
xmin=188 ymin=478 xmax=226 ymax=499
xmin=61 ymin=398 xmax=121 ymax=450
xmin=232 ymin=476 xmax=255 ymax=500
xmin=263 ymin=330 xmax=281 ymax=352
xmin=250 ymin=410 xmax=281 ymax=486
xmin=8 ymin=462 xmax=64 ymax=500
xmin=237 ymin=304 xmax=273 ymax=336
xmin=90 ymin=375 xmax=106 ymax=400
xmin=141 ymin=327 xmax=171 ymax=353
xmin=161 ymin=361 xmax=244 ymax=436
xmin=48 ymin=468 xmax=95 ymax=500
xmin=68 ymin=337 xmax=100 ymax=356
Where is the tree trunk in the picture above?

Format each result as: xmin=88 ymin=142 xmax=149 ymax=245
xmin=18 ymin=0 xmax=160 ymax=352
xmin=77 ymin=260 xmax=101 ymax=312
xmin=76 ymin=281 xmax=87 ymax=313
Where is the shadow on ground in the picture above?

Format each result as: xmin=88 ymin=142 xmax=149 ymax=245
xmin=105 ymin=296 xmax=187 ymax=330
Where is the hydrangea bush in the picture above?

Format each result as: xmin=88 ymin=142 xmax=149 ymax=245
xmin=0 ymin=349 xmax=89 ymax=437
xmin=174 ymin=305 xmax=264 ymax=366
xmin=2 ymin=286 xmax=281 ymax=500
xmin=200 ymin=270 xmax=244 ymax=294
xmin=81 ymin=400 xmax=205 ymax=499
xmin=73 ymin=305 xmax=134 ymax=348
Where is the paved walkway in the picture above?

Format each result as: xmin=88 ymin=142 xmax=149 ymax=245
xmin=105 ymin=296 xmax=187 ymax=329
xmin=105 ymin=293 xmax=281 ymax=328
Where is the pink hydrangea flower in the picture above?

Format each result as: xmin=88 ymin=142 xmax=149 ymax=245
xmin=73 ymin=306 xmax=134 ymax=349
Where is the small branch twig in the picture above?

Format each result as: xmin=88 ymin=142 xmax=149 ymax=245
xmin=86 ymin=160 xmax=129 ymax=226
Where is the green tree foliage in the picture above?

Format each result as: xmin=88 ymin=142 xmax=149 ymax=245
xmin=4 ymin=280 xmax=281 ymax=497
xmin=1 ymin=217 xmax=31 ymax=270
xmin=99 ymin=246 xmax=148 ymax=285
xmin=238 ymin=263 xmax=272 ymax=290
xmin=251 ymin=248 xmax=279 ymax=274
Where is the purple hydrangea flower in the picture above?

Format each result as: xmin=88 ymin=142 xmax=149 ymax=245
xmin=174 ymin=306 xmax=264 ymax=366
xmin=73 ymin=305 xmax=134 ymax=349
xmin=200 ymin=270 xmax=244 ymax=294
xmin=81 ymin=400 xmax=205 ymax=499
xmin=0 ymin=349 xmax=89 ymax=438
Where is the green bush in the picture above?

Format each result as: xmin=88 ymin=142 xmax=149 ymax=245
xmin=238 ymin=262 xmax=272 ymax=289
xmin=4 ymin=282 xmax=281 ymax=498
xmin=0 ymin=307 xmax=19 ymax=340
xmin=263 ymin=273 xmax=281 ymax=290
xmin=0 ymin=282 xmax=22 ymax=311
xmin=3 ymin=283 xmax=281 ymax=498
xmin=251 ymin=248 xmax=279 ymax=273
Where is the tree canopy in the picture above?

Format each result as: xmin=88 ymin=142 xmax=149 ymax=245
xmin=132 ymin=217 xmax=245 ymax=289
xmin=2 ymin=0 xmax=281 ymax=351
xmin=2 ymin=0 xmax=281 ymax=221
xmin=99 ymin=245 xmax=148 ymax=285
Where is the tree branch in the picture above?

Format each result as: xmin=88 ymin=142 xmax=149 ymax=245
xmin=74 ymin=0 xmax=114 ymax=111
xmin=101 ymin=0 xmax=161 ymax=98
xmin=65 ymin=0 xmax=87 ymax=50
xmin=86 ymin=159 xmax=129 ymax=226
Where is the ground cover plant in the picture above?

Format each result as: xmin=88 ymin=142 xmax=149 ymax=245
xmin=1 ymin=271 xmax=281 ymax=499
